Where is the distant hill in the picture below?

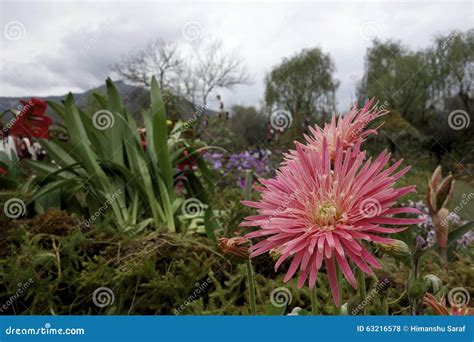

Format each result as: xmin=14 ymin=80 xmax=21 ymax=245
xmin=0 ymin=80 xmax=217 ymax=124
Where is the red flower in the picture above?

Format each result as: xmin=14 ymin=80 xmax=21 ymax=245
xmin=8 ymin=98 xmax=53 ymax=139
xmin=178 ymin=150 xmax=196 ymax=171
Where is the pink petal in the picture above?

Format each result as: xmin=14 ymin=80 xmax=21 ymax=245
xmin=325 ymin=256 xmax=340 ymax=306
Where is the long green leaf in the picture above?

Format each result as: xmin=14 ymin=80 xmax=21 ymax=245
xmin=64 ymin=98 xmax=127 ymax=226
xmin=150 ymin=76 xmax=174 ymax=202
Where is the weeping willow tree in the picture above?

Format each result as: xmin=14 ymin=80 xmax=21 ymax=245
xmin=357 ymin=30 xmax=473 ymax=162
xmin=264 ymin=47 xmax=339 ymax=144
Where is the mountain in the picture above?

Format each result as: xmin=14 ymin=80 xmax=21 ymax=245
xmin=0 ymin=80 xmax=217 ymax=124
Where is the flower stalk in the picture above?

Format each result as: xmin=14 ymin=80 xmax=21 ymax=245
xmin=310 ymin=286 xmax=318 ymax=315
xmin=334 ymin=267 xmax=342 ymax=315
xmin=246 ymin=259 xmax=257 ymax=315
xmin=356 ymin=269 xmax=367 ymax=315
xmin=244 ymin=169 xmax=253 ymax=200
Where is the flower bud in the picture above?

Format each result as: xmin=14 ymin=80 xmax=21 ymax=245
xmin=377 ymin=239 xmax=411 ymax=259
xmin=415 ymin=235 xmax=428 ymax=252
xmin=423 ymin=274 xmax=442 ymax=294
xmin=269 ymin=247 xmax=282 ymax=261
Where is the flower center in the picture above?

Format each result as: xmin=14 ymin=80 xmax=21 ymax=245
xmin=307 ymin=200 xmax=345 ymax=230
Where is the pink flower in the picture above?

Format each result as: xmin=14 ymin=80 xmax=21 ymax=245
xmin=285 ymin=99 xmax=387 ymax=161
xmin=241 ymin=137 xmax=423 ymax=305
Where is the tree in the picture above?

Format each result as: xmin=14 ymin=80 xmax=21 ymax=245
xmin=229 ymin=105 xmax=267 ymax=150
xmin=357 ymin=39 xmax=432 ymax=126
xmin=358 ymin=31 xmax=473 ymax=162
xmin=358 ymin=30 xmax=473 ymax=127
xmin=111 ymin=39 xmax=181 ymax=89
xmin=427 ymin=29 xmax=474 ymax=113
xmin=178 ymin=39 xmax=251 ymax=108
xmin=264 ymin=47 xmax=339 ymax=128
xmin=111 ymin=38 xmax=251 ymax=110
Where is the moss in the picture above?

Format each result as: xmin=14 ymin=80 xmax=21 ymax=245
xmin=0 ymin=208 xmax=471 ymax=315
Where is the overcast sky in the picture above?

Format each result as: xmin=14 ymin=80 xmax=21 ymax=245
xmin=0 ymin=0 xmax=472 ymax=112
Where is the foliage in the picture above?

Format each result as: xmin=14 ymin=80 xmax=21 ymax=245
xmin=265 ymin=47 xmax=339 ymax=137
xmin=357 ymin=30 xmax=473 ymax=162
xmin=1 ymin=209 xmax=471 ymax=315
xmin=0 ymin=152 xmax=28 ymax=191
xmin=0 ymin=28 xmax=472 ymax=317
xmin=358 ymin=40 xmax=431 ymax=126
xmin=228 ymin=106 xmax=268 ymax=151
xmin=26 ymin=78 xmax=215 ymax=235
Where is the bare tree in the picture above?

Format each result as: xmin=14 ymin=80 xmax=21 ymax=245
xmin=111 ymin=37 xmax=251 ymax=109
xmin=180 ymin=39 xmax=252 ymax=107
xmin=112 ymin=39 xmax=181 ymax=89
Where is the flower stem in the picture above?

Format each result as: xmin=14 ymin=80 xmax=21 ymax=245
xmin=310 ymin=285 xmax=318 ymax=315
xmin=334 ymin=266 xmax=342 ymax=315
xmin=382 ymin=296 xmax=388 ymax=315
xmin=244 ymin=169 xmax=253 ymax=200
xmin=356 ymin=269 xmax=367 ymax=315
xmin=246 ymin=259 xmax=257 ymax=315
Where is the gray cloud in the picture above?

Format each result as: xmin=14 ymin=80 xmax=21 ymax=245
xmin=1 ymin=1 xmax=472 ymax=111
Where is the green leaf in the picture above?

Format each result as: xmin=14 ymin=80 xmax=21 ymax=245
xmin=449 ymin=221 xmax=473 ymax=243
xmin=28 ymin=178 xmax=80 ymax=203
xmin=105 ymin=78 xmax=125 ymax=165
xmin=63 ymin=100 xmax=127 ymax=226
xmin=38 ymin=139 xmax=78 ymax=170
xmin=93 ymin=92 xmax=107 ymax=109
xmin=123 ymin=125 xmax=167 ymax=228
xmin=204 ymin=207 xmax=217 ymax=240
xmin=46 ymin=100 xmax=65 ymax=119
xmin=25 ymin=160 xmax=80 ymax=180
xmin=156 ymin=175 xmax=176 ymax=232
xmin=150 ymin=76 xmax=174 ymax=201
xmin=263 ymin=303 xmax=286 ymax=315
